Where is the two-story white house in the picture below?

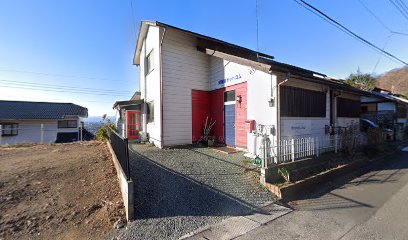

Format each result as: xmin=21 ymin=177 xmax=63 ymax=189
xmin=125 ymin=20 xmax=365 ymax=154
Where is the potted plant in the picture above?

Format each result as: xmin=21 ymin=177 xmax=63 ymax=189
xmin=202 ymin=116 xmax=216 ymax=147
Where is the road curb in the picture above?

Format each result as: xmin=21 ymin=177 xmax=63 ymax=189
xmin=179 ymin=203 xmax=292 ymax=240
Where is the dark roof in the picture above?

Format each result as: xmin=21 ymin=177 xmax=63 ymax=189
xmin=0 ymin=100 xmax=88 ymax=120
xmin=136 ymin=21 xmax=366 ymax=95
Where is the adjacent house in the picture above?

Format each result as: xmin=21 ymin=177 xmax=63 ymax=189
xmin=113 ymin=91 xmax=143 ymax=140
xmin=122 ymin=20 xmax=366 ymax=154
xmin=0 ymin=100 xmax=88 ymax=144
xmin=361 ymin=88 xmax=408 ymax=139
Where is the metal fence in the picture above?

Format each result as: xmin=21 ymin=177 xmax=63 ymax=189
xmin=107 ymin=127 xmax=131 ymax=180
xmin=260 ymin=134 xmax=367 ymax=168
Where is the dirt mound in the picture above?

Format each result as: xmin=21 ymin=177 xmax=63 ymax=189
xmin=0 ymin=141 xmax=125 ymax=240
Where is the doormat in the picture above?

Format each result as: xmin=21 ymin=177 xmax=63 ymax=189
xmin=211 ymin=146 xmax=241 ymax=154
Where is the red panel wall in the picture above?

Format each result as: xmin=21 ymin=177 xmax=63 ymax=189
xmin=209 ymin=89 xmax=225 ymax=142
xmin=191 ymin=82 xmax=247 ymax=148
xmin=192 ymin=90 xmax=210 ymax=142
xmin=226 ymin=82 xmax=247 ymax=148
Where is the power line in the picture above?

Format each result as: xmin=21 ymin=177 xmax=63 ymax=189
xmin=0 ymin=79 xmax=133 ymax=94
xmin=255 ymin=0 xmax=260 ymax=52
xmin=0 ymin=84 xmax=131 ymax=97
xmin=388 ymin=0 xmax=408 ymax=21
xmin=1 ymin=94 xmax=114 ymax=104
xmin=292 ymin=0 xmax=408 ymax=65
xmin=358 ymin=0 xmax=392 ymax=32
xmin=129 ymin=0 xmax=137 ymax=39
xmin=0 ymin=68 xmax=133 ymax=83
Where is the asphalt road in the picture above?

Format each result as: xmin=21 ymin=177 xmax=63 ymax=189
xmin=237 ymin=150 xmax=408 ymax=240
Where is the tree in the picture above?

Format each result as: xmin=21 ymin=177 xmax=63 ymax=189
xmin=344 ymin=69 xmax=376 ymax=91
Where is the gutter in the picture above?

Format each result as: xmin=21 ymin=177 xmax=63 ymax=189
xmin=159 ymin=26 xmax=167 ymax=147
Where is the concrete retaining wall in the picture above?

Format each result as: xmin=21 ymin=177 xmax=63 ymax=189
xmin=107 ymin=141 xmax=134 ymax=221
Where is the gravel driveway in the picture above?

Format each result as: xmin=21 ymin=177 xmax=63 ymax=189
xmin=115 ymin=144 xmax=275 ymax=240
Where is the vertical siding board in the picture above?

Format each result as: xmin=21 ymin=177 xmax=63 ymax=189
xmin=162 ymin=30 xmax=210 ymax=146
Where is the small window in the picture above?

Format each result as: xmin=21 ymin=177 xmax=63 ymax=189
xmin=337 ymin=98 xmax=361 ymax=118
xmin=145 ymin=49 xmax=154 ymax=75
xmin=1 ymin=123 xmax=18 ymax=136
xmin=280 ymin=86 xmax=326 ymax=117
xmin=58 ymin=120 xmax=78 ymax=128
xmin=398 ymin=104 xmax=407 ymax=118
xmin=147 ymin=101 xmax=154 ymax=123
xmin=224 ymin=90 xmax=236 ymax=102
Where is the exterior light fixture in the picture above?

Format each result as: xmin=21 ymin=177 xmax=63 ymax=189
xmin=236 ymin=95 xmax=242 ymax=103
xmin=268 ymin=97 xmax=275 ymax=107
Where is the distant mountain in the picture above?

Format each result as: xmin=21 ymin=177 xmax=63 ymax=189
xmin=83 ymin=116 xmax=115 ymax=123
xmin=376 ymin=66 xmax=408 ymax=97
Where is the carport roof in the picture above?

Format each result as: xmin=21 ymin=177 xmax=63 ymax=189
xmin=113 ymin=99 xmax=144 ymax=109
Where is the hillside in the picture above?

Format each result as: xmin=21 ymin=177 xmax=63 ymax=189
xmin=376 ymin=66 xmax=408 ymax=96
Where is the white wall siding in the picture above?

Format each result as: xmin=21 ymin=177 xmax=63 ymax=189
xmin=139 ymin=25 xmax=162 ymax=147
xmin=162 ymin=29 xmax=210 ymax=146
xmin=1 ymin=119 xmax=80 ymax=145
xmin=280 ymin=79 xmax=330 ymax=139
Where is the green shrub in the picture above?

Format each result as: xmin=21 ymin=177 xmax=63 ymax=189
xmin=96 ymin=119 xmax=117 ymax=141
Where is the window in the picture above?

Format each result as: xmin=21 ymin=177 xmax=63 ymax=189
xmin=397 ymin=104 xmax=407 ymax=118
xmin=280 ymin=86 xmax=326 ymax=117
xmin=337 ymin=98 xmax=361 ymax=118
xmin=224 ymin=90 xmax=236 ymax=102
xmin=147 ymin=101 xmax=154 ymax=123
xmin=1 ymin=123 xmax=18 ymax=136
xmin=58 ymin=120 xmax=78 ymax=128
xmin=145 ymin=49 xmax=154 ymax=75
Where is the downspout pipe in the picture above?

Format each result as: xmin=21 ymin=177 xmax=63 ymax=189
xmin=276 ymin=72 xmax=290 ymax=144
xmin=159 ymin=27 xmax=167 ymax=148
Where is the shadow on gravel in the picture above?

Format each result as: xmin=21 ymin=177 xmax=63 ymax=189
xmin=129 ymin=150 xmax=266 ymax=219
xmin=289 ymin=151 xmax=408 ymax=211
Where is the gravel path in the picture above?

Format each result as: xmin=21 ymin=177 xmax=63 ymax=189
xmin=115 ymin=144 xmax=275 ymax=240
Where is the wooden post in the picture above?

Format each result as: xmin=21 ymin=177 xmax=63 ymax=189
xmin=291 ymin=138 xmax=295 ymax=162
xmin=0 ymin=125 xmax=2 ymax=145
xmin=316 ymin=137 xmax=319 ymax=158
xmin=40 ymin=124 xmax=44 ymax=144
xmin=79 ymin=125 xmax=83 ymax=141
xmin=334 ymin=134 xmax=338 ymax=153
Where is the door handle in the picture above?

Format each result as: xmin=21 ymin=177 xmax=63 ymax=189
xmin=233 ymin=123 xmax=236 ymax=128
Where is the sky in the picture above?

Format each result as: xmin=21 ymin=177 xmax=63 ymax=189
xmin=0 ymin=0 xmax=407 ymax=116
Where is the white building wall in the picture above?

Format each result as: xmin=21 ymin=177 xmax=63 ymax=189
xmin=280 ymin=78 xmax=330 ymax=139
xmin=139 ymin=25 xmax=162 ymax=147
xmin=161 ymin=29 xmax=210 ymax=146
xmin=1 ymin=119 xmax=81 ymax=145
xmin=247 ymin=70 xmax=278 ymax=154
xmin=208 ymin=56 xmax=278 ymax=151
xmin=209 ymin=57 xmax=247 ymax=90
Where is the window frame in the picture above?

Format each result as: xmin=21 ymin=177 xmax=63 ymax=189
xmin=58 ymin=120 xmax=78 ymax=128
xmin=337 ymin=97 xmax=361 ymax=118
xmin=147 ymin=101 xmax=154 ymax=123
xmin=145 ymin=49 xmax=154 ymax=76
xmin=280 ymin=86 xmax=327 ymax=118
xmin=1 ymin=123 xmax=18 ymax=136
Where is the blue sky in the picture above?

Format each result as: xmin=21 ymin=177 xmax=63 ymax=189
xmin=0 ymin=1 xmax=407 ymax=116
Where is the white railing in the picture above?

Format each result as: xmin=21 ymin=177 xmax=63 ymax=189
xmin=260 ymin=134 xmax=367 ymax=167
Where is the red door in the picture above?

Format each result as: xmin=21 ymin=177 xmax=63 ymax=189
xmin=127 ymin=111 xmax=140 ymax=140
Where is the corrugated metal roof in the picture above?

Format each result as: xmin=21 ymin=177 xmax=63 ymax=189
xmin=0 ymin=100 xmax=88 ymax=120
